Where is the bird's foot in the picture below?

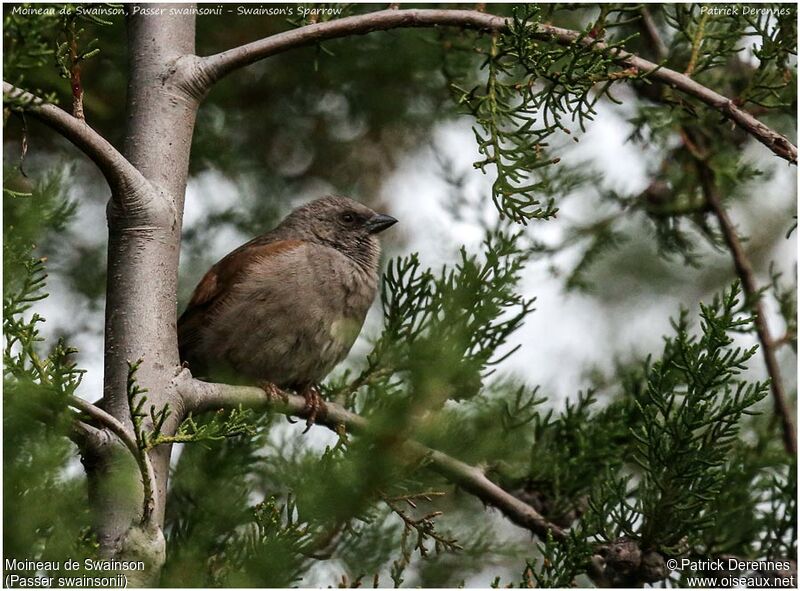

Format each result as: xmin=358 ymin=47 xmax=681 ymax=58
xmin=258 ymin=380 xmax=297 ymax=423
xmin=302 ymin=386 xmax=325 ymax=434
xmin=259 ymin=381 xmax=283 ymax=401
xmin=259 ymin=381 xmax=298 ymax=423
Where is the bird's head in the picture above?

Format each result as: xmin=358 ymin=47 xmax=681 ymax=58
xmin=281 ymin=195 xmax=397 ymax=268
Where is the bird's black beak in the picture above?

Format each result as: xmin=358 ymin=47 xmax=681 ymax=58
xmin=365 ymin=213 xmax=398 ymax=234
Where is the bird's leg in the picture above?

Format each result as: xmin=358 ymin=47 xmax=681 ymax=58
xmin=259 ymin=380 xmax=285 ymax=402
xmin=301 ymin=384 xmax=325 ymax=433
xmin=259 ymin=381 xmax=297 ymax=423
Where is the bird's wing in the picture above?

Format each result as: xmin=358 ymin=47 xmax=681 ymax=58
xmin=177 ymin=238 xmax=305 ymax=362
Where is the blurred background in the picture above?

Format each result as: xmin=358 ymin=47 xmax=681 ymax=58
xmin=4 ymin=3 xmax=796 ymax=586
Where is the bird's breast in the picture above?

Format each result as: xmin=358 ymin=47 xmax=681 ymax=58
xmin=203 ymin=243 xmax=379 ymax=386
xmin=329 ymin=316 xmax=364 ymax=349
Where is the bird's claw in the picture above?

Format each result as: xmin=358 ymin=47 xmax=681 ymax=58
xmin=259 ymin=381 xmax=282 ymax=401
xmin=260 ymin=381 xmax=297 ymax=423
xmin=302 ymin=386 xmax=325 ymax=434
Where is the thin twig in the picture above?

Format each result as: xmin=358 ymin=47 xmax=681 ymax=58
xmin=177 ymin=371 xmax=567 ymax=542
xmin=68 ymin=396 xmax=159 ymax=524
xmin=67 ymin=18 xmax=85 ymax=120
xmin=684 ymin=11 xmax=709 ymax=77
xmin=187 ymin=8 xmax=796 ymax=163
xmin=695 ymin=163 xmax=797 ymax=455
xmin=383 ymin=496 xmax=462 ymax=552
xmin=638 ymin=7 xmax=667 ymax=60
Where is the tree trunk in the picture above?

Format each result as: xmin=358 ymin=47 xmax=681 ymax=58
xmin=90 ymin=4 xmax=201 ymax=585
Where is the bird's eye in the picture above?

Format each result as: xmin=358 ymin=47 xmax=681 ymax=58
xmin=341 ymin=213 xmax=355 ymax=224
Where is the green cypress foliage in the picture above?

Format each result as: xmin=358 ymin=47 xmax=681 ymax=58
xmin=3 ymin=3 xmax=796 ymax=587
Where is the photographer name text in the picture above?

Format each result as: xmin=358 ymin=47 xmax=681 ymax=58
xmin=700 ymin=5 xmax=792 ymax=16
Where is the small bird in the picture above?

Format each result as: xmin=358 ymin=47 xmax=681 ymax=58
xmin=178 ymin=196 xmax=397 ymax=427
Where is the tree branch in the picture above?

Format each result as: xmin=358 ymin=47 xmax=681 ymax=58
xmin=69 ymin=414 xmax=112 ymax=451
xmin=196 ymin=9 xmax=506 ymax=84
xmin=632 ymin=19 xmax=796 ymax=455
xmin=176 ymin=371 xmax=566 ymax=542
xmin=3 ymin=81 xmax=149 ymax=200
xmin=24 ymin=396 xmax=111 ymax=454
xmin=188 ymin=8 xmax=796 ymax=164
xmin=68 ymin=396 xmax=158 ymax=524
xmin=638 ymin=7 xmax=667 ymax=61
xmin=695 ymin=163 xmax=797 ymax=455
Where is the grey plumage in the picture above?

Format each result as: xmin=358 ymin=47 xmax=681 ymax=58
xmin=178 ymin=196 xmax=396 ymax=390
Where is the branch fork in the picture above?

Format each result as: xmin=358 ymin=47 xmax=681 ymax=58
xmin=68 ymin=396 xmax=158 ymax=526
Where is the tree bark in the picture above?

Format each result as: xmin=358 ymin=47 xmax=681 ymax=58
xmin=92 ymin=3 xmax=201 ymax=583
